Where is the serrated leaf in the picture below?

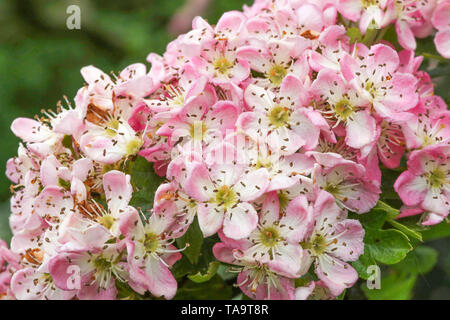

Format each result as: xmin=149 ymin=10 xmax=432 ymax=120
xmin=365 ymin=228 xmax=412 ymax=264
xmin=361 ymin=272 xmax=417 ymax=300
xmin=387 ymin=219 xmax=422 ymax=242
xmin=392 ymin=245 xmax=438 ymax=275
xmin=352 ymin=249 xmax=377 ymax=280
xmin=176 ymin=217 xmax=204 ymax=264
xmin=188 ymin=261 xmax=220 ymax=283
xmin=372 ymin=201 xmax=399 ymax=219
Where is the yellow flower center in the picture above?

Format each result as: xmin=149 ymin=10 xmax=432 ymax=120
xmin=268 ymin=105 xmax=290 ymax=128
xmin=215 ymin=185 xmax=237 ymax=208
xmin=427 ymin=168 xmax=446 ymax=189
xmin=144 ymin=232 xmax=159 ymax=253
xmin=98 ymin=214 xmax=115 ymax=230
xmin=105 ymin=119 xmax=119 ymax=137
xmin=126 ymin=138 xmax=143 ymax=156
xmin=213 ymin=56 xmax=233 ymax=75
xmin=259 ymin=227 xmax=280 ymax=248
xmin=268 ymin=64 xmax=287 ymax=86
xmin=334 ymin=99 xmax=354 ymax=120
xmin=189 ymin=121 xmax=208 ymax=141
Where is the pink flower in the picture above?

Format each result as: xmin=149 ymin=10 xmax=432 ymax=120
xmin=118 ymin=203 xmax=182 ymax=299
xmin=312 ymin=158 xmax=380 ymax=213
xmin=11 ymin=266 xmax=77 ymax=300
xmin=238 ymin=76 xmax=320 ymax=155
xmin=145 ymin=64 xmax=215 ymax=116
xmin=340 ymin=44 xmax=418 ymax=121
xmin=191 ymin=39 xmax=250 ymax=85
xmin=213 ymin=235 xmax=297 ymax=299
xmin=298 ymin=190 xmax=364 ymax=296
xmin=10 ymin=117 xmax=66 ymax=158
xmin=308 ymin=25 xmax=351 ymax=72
xmin=157 ymin=99 xmax=238 ymax=152
xmin=237 ymin=40 xmax=309 ymax=89
xmin=376 ymin=120 xmax=406 ymax=169
xmin=215 ymin=192 xmax=307 ymax=277
xmin=0 ymin=240 xmax=20 ymax=299
xmin=153 ymin=181 xmax=199 ymax=237
xmin=48 ymin=243 xmax=125 ymax=300
xmin=94 ymin=170 xmax=135 ymax=236
xmin=79 ymin=115 xmax=143 ymax=164
xmin=432 ymin=1 xmax=450 ymax=58
xmin=183 ymin=144 xmax=269 ymax=239
xmin=337 ymin=0 xmax=389 ymax=33
xmin=394 ymin=144 xmax=450 ymax=225
xmin=40 ymin=155 xmax=93 ymax=202
xmin=310 ymin=68 xmax=377 ymax=149
xmin=295 ymin=280 xmax=336 ymax=300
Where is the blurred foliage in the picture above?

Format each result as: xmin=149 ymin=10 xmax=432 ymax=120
xmin=0 ymin=0 xmax=447 ymax=300
xmin=0 ymin=0 xmax=252 ymax=202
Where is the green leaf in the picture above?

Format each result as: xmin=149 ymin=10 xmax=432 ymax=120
xmin=0 ymin=201 xmax=12 ymax=243
xmin=351 ymin=200 xmax=398 ymax=229
xmin=58 ymin=177 xmax=71 ymax=190
xmin=128 ymin=156 xmax=164 ymax=213
xmin=372 ymin=201 xmax=399 ymax=220
xmin=171 ymin=235 xmax=219 ymax=280
xmin=176 ymin=217 xmax=204 ymax=265
xmin=352 ymin=249 xmax=377 ymax=280
xmin=362 ymin=20 xmax=379 ymax=46
xmin=346 ymin=27 xmax=362 ymax=44
xmin=364 ymin=227 xmax=412 ymax=265
xmin=188 ymin=261 xmax=220 ymax=283
xmin=392 ymin=245 xmax=438 ymax=275
xmin=362 ymin=272 xmax=417 ymax=300
xmin=217 ymin=263 xmax=238 ymax=281
xmin=387 ymin=219 xmax=422 ymax=242
xmin=174 ymin=275 xmax=233 ymax=300
xmin=422 ymin=221 xmax=450 ymax=241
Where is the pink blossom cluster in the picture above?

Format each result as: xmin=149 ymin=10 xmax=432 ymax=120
xmin=1 ymin=0 xmax=449 ymax=300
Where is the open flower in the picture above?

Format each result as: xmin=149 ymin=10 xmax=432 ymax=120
xmin=298 ymin=190 xmax=364 ymax=296
xmin=183 ymin=144 xmax=269 ymax=239
xmin=119 ymin=203 xmax=182 ymax=299
xmin=238 ymin=75 xmax=320 ymax=155
xmin=215 ymin=192 xmax=307 ymax=277
xmin=312 ymin=157 xmax=380 ymax=213
xmin=394 ymin=144 xmax=450 ymax=225
xmin=340 ymin=44 xmax=418 ymax=121
xmin=310 ymin=68 xmax=377 ymax=149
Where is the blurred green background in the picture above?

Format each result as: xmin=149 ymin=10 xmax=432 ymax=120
xmin=0 ymin=0 xmax=447 ymax=300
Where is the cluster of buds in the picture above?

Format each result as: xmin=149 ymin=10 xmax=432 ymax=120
xmin=1 ymin=0 xmax=449 ymax=300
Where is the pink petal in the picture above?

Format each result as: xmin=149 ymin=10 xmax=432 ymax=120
xmin=145 ymin=256 xmax=178 ymax=299
xmin=434 ymin=29 xmax=450 ymax=59
xmin=316 ymin=254 xmax=358 ymax=296
xmin=328 ymin=220 xmax=364 ymax=262
xmin=394 ymin=171 xmax=427 ymax=206
xmin=197 ymin=203 xmax=225 ymax=237
xmin=345 ymin=110 xmax=377 ymax=148
xmin=223 ymin=202 xmax=258 ymax=239
xmin=396 ymin=21 xmax=416 ymax=51
xmin=233 ymin=168 xmax=269 ymax=202
xmin=184 ymin=163 xmax=215 ymax=202
xmin=103 ymin=170 xmax=133 ymax=214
